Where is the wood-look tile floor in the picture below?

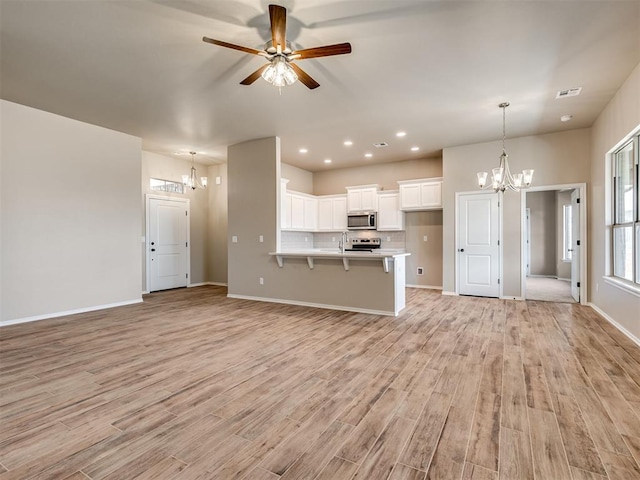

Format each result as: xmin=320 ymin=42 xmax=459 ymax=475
xmin=1 ymin=286 xmax=640 ymax=480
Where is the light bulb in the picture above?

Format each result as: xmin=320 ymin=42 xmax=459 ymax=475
xmin=513 ymin=173 xmax=523 ymax=188
xmin=477 ymin=172 xmax=488 ymax=188
xmin=523 ymin=169 xmax=534 ymax=186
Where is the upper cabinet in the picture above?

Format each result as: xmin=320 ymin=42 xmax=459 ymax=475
xmin=281 ymin=179 xmax=318 ymax=231
xmin=398 ymin=177 xmax=443 ymax=211
xmin=377 ymin=191 xmax=404 ymax=231
xmin=346 ymin=185 xmax=380 ymax=212
xmin=317 ymin=195 xmax=347 ymax=231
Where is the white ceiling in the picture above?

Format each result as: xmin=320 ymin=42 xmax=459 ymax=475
xmin=1 ymin=1 xmax=639 ymax=171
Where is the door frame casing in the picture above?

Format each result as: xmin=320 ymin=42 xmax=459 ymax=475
xmin=145 ymin=194 xmax=191 ymax=293
xmin=455 ymin=190 xmax=503 ymax=298
xmin=520 ymin=183 xmax=587 ymax=305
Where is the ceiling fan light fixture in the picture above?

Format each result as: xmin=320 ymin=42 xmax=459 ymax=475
xmin=262 ymin=56 xmax=297 ymax=87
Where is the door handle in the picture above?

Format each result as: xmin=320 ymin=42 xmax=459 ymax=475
xmin=458 ymin=248 xmax=464 ymax=252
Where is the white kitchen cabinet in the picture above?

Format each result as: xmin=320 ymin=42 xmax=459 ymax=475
xmin=398 ymin=178 xmax=443 ymax=211
xmin=317 ymin=195 xmax=347 ymax=231
xmin=281 ymin=178 xmax=290 ymax=229
xmin=377 ymin=191 xmax=404 ymax=230
xmin=346 ymin=185 xmax=380 ymax=212
xmin=303 ymin=196 xmax=317 ymax=231
xmin=282 ymin=189 xmax=318 ymax=231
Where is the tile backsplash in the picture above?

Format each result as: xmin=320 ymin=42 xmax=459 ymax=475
xmin=282 ymin=230 xmax=406 ymax=250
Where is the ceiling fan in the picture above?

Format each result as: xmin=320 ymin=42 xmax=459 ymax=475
xmin=202 ymin=4 xmax=351 ymax=89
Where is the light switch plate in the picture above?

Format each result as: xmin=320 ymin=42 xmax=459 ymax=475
xmin=232 ymin=236 xmax=238 ymax=243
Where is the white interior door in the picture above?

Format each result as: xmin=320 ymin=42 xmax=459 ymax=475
xmin=148 ymin=197 xmax=189 ymax=292
xmin=525 ymin=208 xmax=531 ymax=276
xmin=458 ymin=193 xmax=501 ymax=297
xmin=571 ymin=189 xmax=580 ymax=302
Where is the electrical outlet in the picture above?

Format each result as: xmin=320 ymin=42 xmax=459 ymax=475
xmin=259 ymin=277 xmax=264 ymax=285
xmin=232 ymin=236 xmax=238 ymax=243
xmin=423 ymin=235 xmax=428 ymax=242
xmin=417 ymin=267 xmax=424 ymax=275
xmin=259 ymin=235 xmax=264 ymax=243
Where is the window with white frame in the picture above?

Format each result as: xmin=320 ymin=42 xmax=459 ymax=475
xmin=563 ymin=204 xmax=572 ymax=262
xmin=612 ymin=134 xmax=639 ymax=285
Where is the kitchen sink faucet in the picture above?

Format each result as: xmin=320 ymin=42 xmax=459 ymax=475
xmin=339 ymin=231 xmax=349 ymax=253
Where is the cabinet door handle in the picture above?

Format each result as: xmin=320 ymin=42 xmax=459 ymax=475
xmin=458 ymin=248 xmax=464 ymax=252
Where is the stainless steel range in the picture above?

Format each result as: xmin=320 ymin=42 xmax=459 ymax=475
xmin=345 ymin=237 xmax=381 ymax=252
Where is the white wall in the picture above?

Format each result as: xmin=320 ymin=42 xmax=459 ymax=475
xmin=1 ymin=100 xmax=142 ymax=323
xmin=590 ymin=62 xmax=640 ymax=340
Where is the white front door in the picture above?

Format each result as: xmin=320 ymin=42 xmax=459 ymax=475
xmin=148 ymin=197 xmax=189 ymax=292
xmin=571 ymin=189 xmax=580 ymax=302
xmin=457 ymin=193 xmax=501 ymax=297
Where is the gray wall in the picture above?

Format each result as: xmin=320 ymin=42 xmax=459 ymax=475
xmin=207 ymin=163 xmax=228 ymax=285
xmin=282 ymin=163 xmax=313 ymax=194
xmin=527 ymin=191 xmax=556 ymax=276
xmin=404 ymin=211 xmax=443 ymax=287
xmin=313 ymin=158 xmax=442 ymax=195
xmin=590 ymin=62 xmax=640 ymax=339
xmin=442 ymin=128 xmax=592 ymax=297
xmin=1 ymin=100 xmax=142 ymax=323
xmin=227 ymin=137 xmax=280 ymax=297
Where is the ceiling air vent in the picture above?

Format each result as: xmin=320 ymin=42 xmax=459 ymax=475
xmin=556 ymin=87 xmax=582 ymax=99
xmin=373 ymin=142 xmax=389 ymax=148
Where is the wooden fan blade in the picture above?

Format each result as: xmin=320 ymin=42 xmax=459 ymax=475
xmin=240 ymin=64 xmax=269 ymax=85
xmin=290 ymin=63 xmax=319 ymax=89
xmin=269 ymin=4 xmax=287 ymax=50
xmin=202 ymin=37 xmax=263 ymax=56
xmin=293 ymin=42 xmax=352 ymax=59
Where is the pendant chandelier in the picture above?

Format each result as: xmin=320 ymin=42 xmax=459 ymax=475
xmin=182 ymin=152 xmax=208 ymax=190
xmin=477 ymin=102 xmax=534 ymax=192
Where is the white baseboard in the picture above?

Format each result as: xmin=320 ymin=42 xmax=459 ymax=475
xmin=0 ymin=298 xmax=144 ymax=328
xmin=226 ymin=294 xmax=397 ymax=316
xmin=189 ymin=282 xmax=228 ymax=287
xmin=589 ymin=303 xmax=640 ymax=347
xmin=441 ymin=291 xmax=458 ymax=296
xmin=501 ymin=296 xmax=525 ymax=301
xmin=406 ymin=284 xmax=443 ymax=290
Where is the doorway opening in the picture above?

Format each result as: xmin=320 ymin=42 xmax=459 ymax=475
xmin=521 ymin=184 xmax=586 ymax=304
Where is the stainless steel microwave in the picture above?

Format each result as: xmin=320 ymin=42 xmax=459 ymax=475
xmin=347 ymin=212 xmax=377 ymax=230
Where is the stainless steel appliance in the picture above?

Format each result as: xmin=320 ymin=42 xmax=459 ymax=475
xmin=345 ymin=237 xmax=381 ymax=252
xmin=347 ymin=212 xmax=377 ymax=230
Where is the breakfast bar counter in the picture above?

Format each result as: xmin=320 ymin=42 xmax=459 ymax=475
xmin=268 ymin=249 xmax=410 ymax=273
xmin=265 ymin=249 xmax=410 ymax=315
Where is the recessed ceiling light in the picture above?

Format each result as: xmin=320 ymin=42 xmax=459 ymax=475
xmin=324 ymin=159 xmax=332 ymax=164
xmin=299 ymin=148 xmax=308 ymax=154
xmin=560 ymin=114 xmax=573 ymax=122
xmin=396 ymin=131 xmax=407 ymax=138
xmin=364 ymin=153 xmax=373 ymax=158
xmin=411 ymin=146 xmax=419 ymax=151
xmin=343 ymin=140 xmax=353 ymax=146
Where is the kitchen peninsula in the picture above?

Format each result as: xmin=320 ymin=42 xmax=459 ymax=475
xmin=268 ymin=247 xmax=410 ymax=316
